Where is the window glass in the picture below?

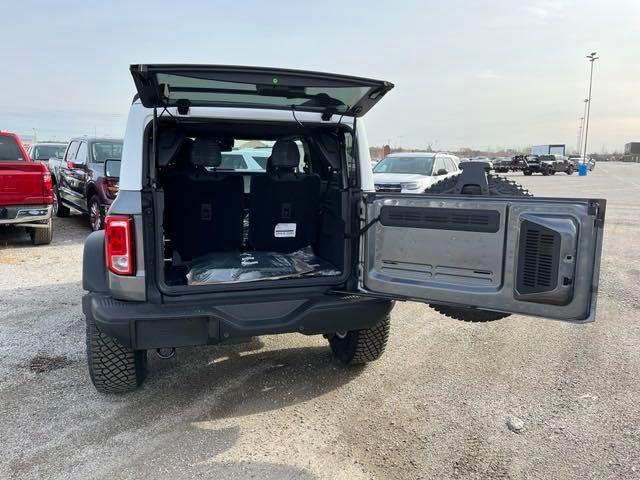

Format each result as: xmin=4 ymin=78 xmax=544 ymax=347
xmin=65 ymin=141 xmax=79 ymax=162
xmin=433 ymin=157 xmax=447 ymax=174
xmin=219 ymin=154 xmax=248 ymax=170
xmin=444 ymin=157 xmax=456 ymax=172
xmin=33 ymin=145 xmax=66 ymax=160
xmin=373 ymin=156 xmax=435 ymax=175
xmin=294 ymin=140 xmax=307 ymax=171
xmin=92 ymin=141 xmax=123 ymax=163
xmin=0 ymin=135 xmax=21 ymax=161
xmin=156 ymin=73 xmax=372 ymax=114
xmin=75 ymin=142 xmax=88 ymax=163
xmin=252 ymin=156 xmax=269 ymax=169
xmin=344 ymin=132 xmax=357 ymax=185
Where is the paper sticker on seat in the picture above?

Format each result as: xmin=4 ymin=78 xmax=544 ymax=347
xmin=274 ymin=223 xmax=296 ymax=238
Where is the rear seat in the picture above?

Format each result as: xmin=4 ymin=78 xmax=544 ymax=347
xmin=249 ymin=140 xmax=321 ymax=252
xmin=163 ymin=137 xmax=245 ymax=260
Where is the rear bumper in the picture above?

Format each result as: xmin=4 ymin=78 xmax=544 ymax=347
xmin=0 ymin=205 xmax=52 ymax=226
xmin=83 ymin=292 xmax=394 ymax=350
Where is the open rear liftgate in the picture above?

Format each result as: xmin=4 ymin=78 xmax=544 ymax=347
xmin=354 ymin=163 xmax=605 ymax=323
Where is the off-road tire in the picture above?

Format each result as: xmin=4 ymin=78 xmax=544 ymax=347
xmin=523 ymin=169 xmax=532 ymax=176
xmin=86 ymin=315 xmax=147 ymax=393
xmin=329 ymin=315 xmax=390 ymax=364
xmin=29 ymin=218 xmax=53 ymax=245
xmin=54 ymin=185 xmax=70 ymax=217
xmin=566 ymin=167 xmax=574 ymax=175
xmin=423 ymin=174 xmax=532 ymax=322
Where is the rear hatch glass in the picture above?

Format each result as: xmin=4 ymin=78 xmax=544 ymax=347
xmin=0 ymin=135 xmax=23 ymax=162
xmin=130 ymin=64 xmax=393 ymax=117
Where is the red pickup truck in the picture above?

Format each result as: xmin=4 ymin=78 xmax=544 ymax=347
xmin=0 ymin=131 xmax=54 ymax=244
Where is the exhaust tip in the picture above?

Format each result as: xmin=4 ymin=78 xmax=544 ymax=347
xmin=156 ymin=347 xmax=176 ymax=359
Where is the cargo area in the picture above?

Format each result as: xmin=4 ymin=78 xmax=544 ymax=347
xmin=153 ymin=119 xmax=354 ymax=288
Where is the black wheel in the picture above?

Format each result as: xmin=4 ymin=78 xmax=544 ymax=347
xmin=423 ymin=174 xmax=532 ymax=322
xmin=329 ymin=315 xmax=390 ymax=364
xmin=542 ymin=169 xmax=550 ymax=176
xmin=523 ymin=170 xmax=532 ymax=176
xmin=86 ymin=314 xmax=147 ymax=393
xmin=53 ymin=185 xmax=70 ymax=217
xmin=566 ymin=167 xmax=574 ymax=175
xmin=29 ymin=218 xmax=53 ymax=245
xmin=550 ymin=170 xmax=556 ymax=175
xmin=88 ymin=195 xmax=104 ymax=231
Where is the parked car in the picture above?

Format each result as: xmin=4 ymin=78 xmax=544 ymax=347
xmin=569 ymin=156 xmax=596 ymax=171
xmin=0 ymin=131 xmax=53 ymax=244
xmin=27 ymin=142 xmax=67 ymax=164
xmin=82 ymin=64 xmax=605 ymax=393
xmin=459 ymin=156 xmax=494 ymax=171
xmin=523 ymin=154 xmax=574 ymax=175
xmin=541 ymin=154 xmax=574 ymax=175
xmin=373 ymin=152 xmax=461 ymax=192
xmin=48 ymin=137 xmax=123 ymax=230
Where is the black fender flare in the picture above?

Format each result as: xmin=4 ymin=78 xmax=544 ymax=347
xmin=83 ymin=230 xmax=108 ymax=293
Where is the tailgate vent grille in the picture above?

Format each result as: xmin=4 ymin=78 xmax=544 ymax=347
xmin=517 ymin=220 xmax=560 ymax=294
xmin=380 ymin=206 xmax=500 ymax=233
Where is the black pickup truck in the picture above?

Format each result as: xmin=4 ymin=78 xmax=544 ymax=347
xmin=523 ymin=154 xmax=574 ymax=176
xmin=48 ymin=137 xmax=122 ymax=230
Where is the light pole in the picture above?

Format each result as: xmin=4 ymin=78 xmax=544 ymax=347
xmin=577 ymin=116 xmax=584 ymax=154
xmin=583 ymin=52 xmax=599 ymax=163
xmin=578 ymin=98 xmax=588 ymax=155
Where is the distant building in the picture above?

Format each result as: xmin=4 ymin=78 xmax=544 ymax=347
xmin=623 ymin=142 xmax=640 ymax=162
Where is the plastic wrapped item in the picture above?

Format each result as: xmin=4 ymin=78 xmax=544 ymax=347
xmin=186 ymin=247 xmax=341 ymax=285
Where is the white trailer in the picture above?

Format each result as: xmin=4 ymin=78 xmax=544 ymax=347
xmin=532 ymin=144 xmax=566 ymax=156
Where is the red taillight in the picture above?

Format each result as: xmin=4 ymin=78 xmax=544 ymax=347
xmin=42 ymin=172 xmax=53 ymax=198
xmin=67 ymin=161 xmax=74 ymax=169
xmin=105 ymin=216 xmax=135 ymax=276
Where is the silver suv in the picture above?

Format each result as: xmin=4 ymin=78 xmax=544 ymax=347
xmin=82 ymin=64 xmax=606 ymax=393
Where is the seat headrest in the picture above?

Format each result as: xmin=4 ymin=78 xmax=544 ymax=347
xmin=191 ymin=138 xmax=221 ymax=167
xmin=269 ymin=140 xmax=300 ymax=170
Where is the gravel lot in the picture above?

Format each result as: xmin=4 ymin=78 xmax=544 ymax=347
xmin=1 ymin=162 xmax=639 ymax=480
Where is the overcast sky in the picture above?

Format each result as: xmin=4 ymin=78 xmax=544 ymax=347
xmin=1 ymin=0 xmax=638 ymax=152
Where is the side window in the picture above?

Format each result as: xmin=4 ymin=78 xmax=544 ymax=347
xmin=444 ymin=157 xmax=456 ymax=172
xmin=433 ymin=157 xmax=447 ymax=174
xmin=75 ymin=142 xmax=88 ymax=164
xmin=65 ymin=141 xmax=79 ymax=162
xmin=344 ymin=132 xmax=356 ymax=186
